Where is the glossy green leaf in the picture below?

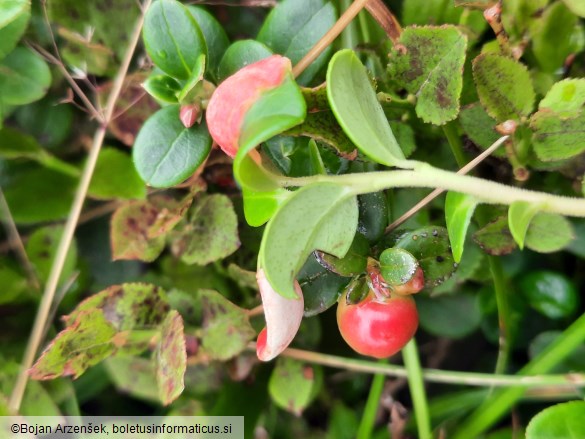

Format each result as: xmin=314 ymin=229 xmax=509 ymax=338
xmin=418 ymin=292 xmax=482 ymax=339
xmin=259 ymin=183 xmax=358 ymax=299
xmin=561 ymin=0 xmax=585 ymax=17
xmin=176 ymin=53 xmax=205 ymax=103
xmin=539 ymin=79 xmax=585 ymax=115
xmin=357 ymin=192 xmax=389 ymax=244
xmin=29 ymin=309 xmax=118 ymax=380
xmin=26 ymin=225 xmax=77 ymax=286
xmin=508 ymin=201 xmax=540 ymax=249
xmin=14 ymin=98 xmax=73 ymax=149
xmin=187 ymin=6 xmax=229 ymax=81
xmin=473 ymin=53 xmax=534 ymax=121
xmin=142 ymin=0 xmax=206 ymax=80
xmin=268 ymin=358 xmax=321 ymax=415
xmin=64 ymin=283 xmax=170 ymax=331
xmin=199 ymin=289 xmax=255 ymax=360
xmin=445 ymin=192 xmax=479 ymax=263
xmin=531 ymin=2 xmax=580 ymax=73
xmin=285 ymin=111 xmax=357 ymax=158
xmin=473 ymin=215 xmax=517 ymax=256
xmin=379 ymin=248 xmax=419 ymax=286
xmin=171 ymin=194 xmax=239 ymax=265
xmin=298 ymin=254 xmax=349 ymax=317
xmin=142 ymin=74 xmax=181 ymax=104
xmin=133 ymin=105 xmax=212 ymax=188
xmin=526 ymin=401 xmax=585 ymax=439
xmin=327 ymin=50 xmax=405 ymax=166
xmin=0 ymin=0 xmax=29 ymax=60
xmin=530 ymin=110 xmax=585 ymax=161
xmin=0 ymin=47 xmax=51 ymax=106
xmin=393 ymin=226 xmax=456 ymax=287
xmin=89 ymin=147 xmax=146 ymax=200
xmin=258 ymin=0 xmax=336 ymax=85
xmin=519 ymin=271 xmax=579 ymax=319
xmin=110 ymin=200 xmax=166 ymax=262
xmin=155 ymin=310 xmax=186 ymax=405
xmin=315 ymin=232 xmax=369 ymax=277
xmin=243 ymin=186 xmax=291 ymax=227
xmin=1 ymin=165 xmax=76 ymax=224
xmin=525 ymin=212 xmax=574 ymax=253
xmin=388 ymin=25 xmax=467 ymax=125
xmin=217 ymin=39 xmax=272 ymax=82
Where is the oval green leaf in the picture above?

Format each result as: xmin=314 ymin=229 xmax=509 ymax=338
xmin=133 ymin=105 xmax=212 ymax=188
xmin=187 ymin=6 xmax=229 ymax=81
xmin=315 ymin=232 xmax=369 ymax=277
xmin=142 ymin=74 xmax=181 ymax=104
xmin=508 ymin=201 xmax=540 ymax=250
xmin=379 ymin=248 xmax=419 ymax=286
xmin=142 ymin=0 xmax=207 ymax=80
xmin=525 ymin=212 xmax=574 ymax=253
xmin=217 ymin=39 xmax=272 ymax=82
xmin=519 ymin=271 xmax=579 ymax=319
xmin=0 ymin=47 xmax=51 ymax=106
xmin=526 ymin=401 xmax=585 ymax=439
xmin=0 ymin=0 xmax=30 ymax=60
xmin=89 ymin=147 xmax=146 ymax=200
xmin=259 ymin=182 xmax=358 ymax=299
xmin=327 ymin=49 xmax=406 ymax=167
xmin=445 ymin=192 xmax=479 ymax=263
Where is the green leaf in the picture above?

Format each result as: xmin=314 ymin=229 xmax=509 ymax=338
xmin=530 ymin=2 xmax=580 ymax=74
xmin=388 ymin=25 xmax=467 ymax=125
xmin=539 ymin=79 xmax=585 ymax=115
xmin=26 ymin=225 xmax=77 ymax=286
xmin=445 ymin=192 xmax=479 ymax=263
xmin=526 ymin=401 xmax=585 ymax=439
xmin=104 ymin=357 xmax=159 ymax=403
xmin=268 ymin=358 xmax=321 ymax=415
xmin=176 ymin=53 xmax=205 ymax=103
xmin=0 ymin=0 xmax=30 ymax=60
xmin=458 ymin=103 xmax=503 ymax=154
xmin=217 ymin=39 xmax=272 ymax=82
xmin=171 ymin=194 xmax=239 ymax=265
xmin=187 ymin=6 xmax=229 ymax=81
xmin=199 ymin=289 xmax=256 ymax=360
xmin=298 ymin=254 xmax=349 ymax=317
xmin=472 ymin=53 xmax=535 ymax=121
xmin=418 ymin=292 xmax=482 ymax=339
xmin=142 ymin=74 xmax=181 ymax=104
xmin=357 ymin=192 xmax=389 ymax=244
xmin=243 ymin=186 xmax=292 ymax=227
xmin=64 ymin=283 xmax=170 ymax=331
xmin=142 ymin=0 xmax=207 ymax=80
xmin=327 ymin=50 xmax=405 ymax=166
xmin=530 ymin=110 xmax=585 ymax=161
xmin=508 ymin=201 xmax=540 ymax=249
xmin=561 ymin=0 xmax=585 ymax=17
xmin=14 ymin=97 xmax=73 ymax=149
xmin=473 ymin=215 xmax=517 ymax=255
xmin=259 ymin=183 xmax=358 ymax=299
xmin=390 ymin=121 xmax=417 ymax=158
xmin=0 ymin=47 xmax=51 ymax=106
xmin=133 ymin=105 xmax=212 ymax=188
xmin=315 ymin=232 xmax=369 ymax=277
xmin=284 ymin=110 xmax=358 ymax=158
xmin=525 ymin=212 xmax=574 ymax=253
xmin=379 ymin=248 xmax=420 ymax=286
xmin=0 ymin=258 xmax=27 ymax=305
xmin=29 ymin=309 xmax=118 ymax=380
xmin=519 ymin=271 xmax=579 ymax=319
xmin=110 ymin=200 xmax=166 ymax=262
xmin=258 ymin=0 xmax=336 ymax=85
xmin=89 ymin=147 xmax=146 ymax=200
xmin=155 ymin=310 xmax=186 ymax=405
xmin=393 ymin=226 xmax=456 ymax=287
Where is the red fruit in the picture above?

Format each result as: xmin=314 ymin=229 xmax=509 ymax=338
xmin=206 ymin=55 xmax=292 ymax=157
xmin=337 ymin=290 xmax=418 ymax=359
xmin=391 ymin=266 xmax=425 ymax=296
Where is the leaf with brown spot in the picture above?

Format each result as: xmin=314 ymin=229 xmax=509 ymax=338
xmin=147 ymin=193 xmax=195 ymax=239
xmin=388 ymin=25 xmax=467 ymax=125
xmin=268 ymin=358 xmax=322 ymax=416
xmin=199 ymin=289 xmax=255 ymax=361
xmin=154 ymin=310 xmax=186 ymax=406
xmin=473 ymin=215 xmax=517 ymax=255
xmin=30 ymin=309 xmax=118 ymax=380
xmin=63 ymin=283 xmax=170 ymax=331
xmin=110 ymin=200 xmax=165 ymax=262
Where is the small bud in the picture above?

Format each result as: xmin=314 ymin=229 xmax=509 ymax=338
xmin=179 ymin=104 xmax=200 ymax=128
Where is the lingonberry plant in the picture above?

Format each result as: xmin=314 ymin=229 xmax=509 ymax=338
xmin=1 ymin=0 xmax=585 ymax=438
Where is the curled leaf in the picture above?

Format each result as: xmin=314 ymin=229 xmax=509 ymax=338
xmin=256 ymin=268 xmax=304 ymax=362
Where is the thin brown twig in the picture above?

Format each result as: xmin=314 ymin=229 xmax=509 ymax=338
xmin=8 ymin=0 xmax=153 ymax=414
xmin=364 ymin=0 xmax=402 ymax=43
xmin=385 ymin=136 xmax=509 ymax=233
xmin=0 ymin=189 xmax=40 ymax=291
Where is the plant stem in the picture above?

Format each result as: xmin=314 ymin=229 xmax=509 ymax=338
xmin=357 ymin=359 xmax=387 ymax=439
xmin=442 ymin=121 xmax=467 ymax=167
xmin=7 ymin=0 xmax=152 ymax=414
xmin=489 ymin=256 xmax=511 ymax=375
xmin=403 ymin=339 xmax=433 ymax=439
xmin=339 ymin=0 xmax=360 ymax=49
xmin=451 ymin=311 xmax=585 ymax=439
xmin=268 ymin=345 xmax=585 ymax=388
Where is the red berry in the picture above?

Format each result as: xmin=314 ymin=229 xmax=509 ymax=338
xmin=337 ymin=289 xmax=418 ymax=359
